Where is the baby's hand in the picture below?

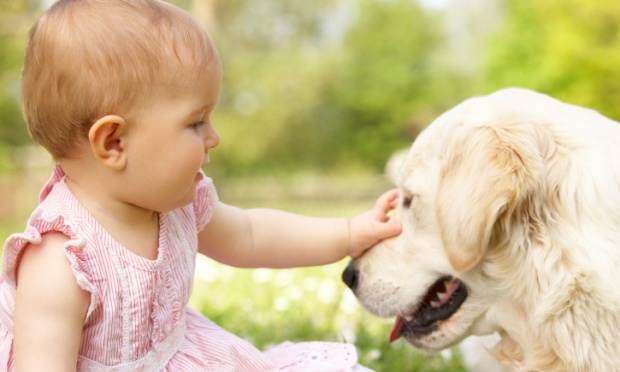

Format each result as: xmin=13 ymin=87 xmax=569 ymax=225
xmin=348 ymin=189 xmax=402 ymax=258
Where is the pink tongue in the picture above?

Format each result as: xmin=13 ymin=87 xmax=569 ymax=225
xmin=389 ymin=316 xmax=405 ymax=343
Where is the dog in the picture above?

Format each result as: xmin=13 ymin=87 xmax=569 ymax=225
xmin=342 ymin=88 xmax=620 ymax=371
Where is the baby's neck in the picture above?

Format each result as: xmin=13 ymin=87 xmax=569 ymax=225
xmin=68 ymin=176 xmax=154 ymax=221
xmin=61 ymin=160 xmax=160 ymax=260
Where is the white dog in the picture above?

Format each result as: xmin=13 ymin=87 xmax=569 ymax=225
xmin=342 ymin=88 xmax=620 ymax=371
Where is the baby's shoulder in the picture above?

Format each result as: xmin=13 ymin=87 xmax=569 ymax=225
xmin=3 ymin=202 xmax=101 ymax=320
xmin=16 ymin=231 xmax=79 ymax=289
xmin=9 ymin=230 xmax=93 ymax=329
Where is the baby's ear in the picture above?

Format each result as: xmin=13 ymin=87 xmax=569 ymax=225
xmin=88 ymin=115 xmax=128 ymax=170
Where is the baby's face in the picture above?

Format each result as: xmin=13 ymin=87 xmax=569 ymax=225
xmin=122 ymin=57 xmax=222 ymax=212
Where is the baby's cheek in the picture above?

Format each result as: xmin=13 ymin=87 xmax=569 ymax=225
xmin=185 ymin=140 xmax=205 ymax=168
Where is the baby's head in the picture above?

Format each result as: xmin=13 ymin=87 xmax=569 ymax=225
xmin=22 ymin=0 xmax=219 ymax=159
xmin=23 ymin=0 xmax=222 ymax=211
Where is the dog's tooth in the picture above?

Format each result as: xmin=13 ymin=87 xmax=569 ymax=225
xmin=430 ymin=300 xmax=441 ymax=307
xmin=437 ymin=291 xmax=449 ymax=302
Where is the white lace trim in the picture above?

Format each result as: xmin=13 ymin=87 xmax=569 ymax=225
xmin=76 ymin=315 xmax=186 ymax=371
xmin=109 ymin=248 xmax=132 ymax=363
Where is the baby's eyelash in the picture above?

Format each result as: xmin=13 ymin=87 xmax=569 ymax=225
xmin=190 ymin=121 xmax=205 ymax=129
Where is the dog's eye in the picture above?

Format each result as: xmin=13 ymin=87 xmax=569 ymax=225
xmin=402 ymin=193 xmax=419 ymax=208
xmin=403 ymin=196 xmax=413 ymax=208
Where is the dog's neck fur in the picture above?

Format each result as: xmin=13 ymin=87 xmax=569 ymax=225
xmin=490 ymin=262 xmax=620 ymax=371
xmin=489 ymin=267 xmax=620 ymax=371
xmin=485 ymin=130 xmax=620 ymax=372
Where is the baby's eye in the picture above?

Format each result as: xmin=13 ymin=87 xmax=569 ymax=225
xmin=189 ymin=121 xmax=205 ymax=131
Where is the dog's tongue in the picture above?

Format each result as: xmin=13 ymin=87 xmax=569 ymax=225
xmin=389 ymin=316 xmax=405 ymax=343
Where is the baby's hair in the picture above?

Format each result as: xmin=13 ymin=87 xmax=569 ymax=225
xmin=22 ymin=0 xmax=214 ymax=159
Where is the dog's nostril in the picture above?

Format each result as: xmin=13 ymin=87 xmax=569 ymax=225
xmin=342 ymin=262 xmax=359 ymax=291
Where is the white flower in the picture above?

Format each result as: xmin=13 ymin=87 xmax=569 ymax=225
xmin=339 ymin=290 xmax=360 ymax=314
xmin=440 ymin=349 xmax=453 ymax=361
xmin=366 ymin=349 xmax=381 ymax=361
xmin=253 ymin=268 xmax=272 ymax=283
xmin=317 ymin=281 xmax=336 ymax=304
xmin=274 ymin=297 xmax=289 ymax=311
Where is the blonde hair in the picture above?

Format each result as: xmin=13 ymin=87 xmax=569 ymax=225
xmin=22 ymin=0 xmax=214 ymax=159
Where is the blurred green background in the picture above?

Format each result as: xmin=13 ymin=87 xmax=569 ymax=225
xmin=1 ymin=0 xmax=619 ymax=370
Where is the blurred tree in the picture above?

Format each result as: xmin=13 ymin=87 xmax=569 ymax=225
xmin=207 ymin=0 xmax=353 ymax=176
xmin=483 ymin=0 xmax=620 ymax=120
xmin=0 ymin=34 xmax=29 ymax=148
xmin=207 ymin=0 xmax=460 ymax=175
xmin=0 ymin=0 xmax=35 ymax=153
xmin=287 ymin=0 xmax=442 ymax=171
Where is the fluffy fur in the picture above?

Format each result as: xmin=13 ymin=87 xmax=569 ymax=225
xmin=351 ymin=88 xmax=620 ymax=371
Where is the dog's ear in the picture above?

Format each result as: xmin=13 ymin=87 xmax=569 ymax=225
xmin=437 ymin=125 xmax=537 ymax=273
xmin=385 ymin=148 xmax=409 ymax=185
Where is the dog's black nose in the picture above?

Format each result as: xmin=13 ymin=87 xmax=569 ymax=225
xmin=342 ymin=261 xmax=359 ymax=291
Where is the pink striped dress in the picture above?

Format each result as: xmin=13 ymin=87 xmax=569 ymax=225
xmin=0 ymin=166 xmax=364 ymax=371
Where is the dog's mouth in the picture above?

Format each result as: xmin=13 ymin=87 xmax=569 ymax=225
xmin=389 ymin=276 xmax=468 ymax=343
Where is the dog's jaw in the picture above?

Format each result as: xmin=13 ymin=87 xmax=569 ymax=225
xmin=400 ymin=291 xmax=487 ymax=351
xmin=354 ymin=267 xmax=488 ymax=351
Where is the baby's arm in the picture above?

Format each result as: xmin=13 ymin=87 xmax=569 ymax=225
xmin=14 ymin=232 xmax=89 ymax=372
xmin=198 ymin=190 xmax=400 ymax=268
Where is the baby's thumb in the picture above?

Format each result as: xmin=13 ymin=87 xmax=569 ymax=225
xmin=377 ymin=220 xmax=401 ymax=238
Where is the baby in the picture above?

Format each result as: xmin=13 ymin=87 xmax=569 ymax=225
xmin=0 ymin=1 xmax=401 ymax=371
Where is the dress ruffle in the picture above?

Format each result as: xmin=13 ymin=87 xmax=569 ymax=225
xmin=264 ymin=341 xmax=358 ymax=372
xmin=0 ymin=323 xmax=12 ymax=370
xmin=2 ymin=213 xmax=100 ymax=321
xmin=163 ymin=308 xmax=360 ymax=372
xmin=193 ymin=170 xmax=219 ymax=231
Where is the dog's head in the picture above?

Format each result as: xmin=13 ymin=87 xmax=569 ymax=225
xmin=343 ymin=88 xmax=559 ymax=351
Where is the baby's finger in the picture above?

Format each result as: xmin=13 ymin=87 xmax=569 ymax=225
xmin=389 ymin=195 xmax=400 ymax=208
xmin=376 ymin=219 xmax=402 ymax=238
xmin=374 ymin=189 xmax=400 ymax=220
xmin=375 ymin=189 xmax=399 ymax=210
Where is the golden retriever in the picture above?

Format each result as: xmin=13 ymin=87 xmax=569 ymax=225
xmin=342 ymin=88 xmax=620 ymax=371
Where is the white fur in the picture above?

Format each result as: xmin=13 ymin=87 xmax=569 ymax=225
xmin=353 ymin=88 xmax=620 ymax=371
xmin=460 ymin=334 xmax=508 ymax=372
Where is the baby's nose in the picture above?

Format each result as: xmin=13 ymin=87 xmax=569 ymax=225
xmin=204 ymin=126 xmax=220 ymax=149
